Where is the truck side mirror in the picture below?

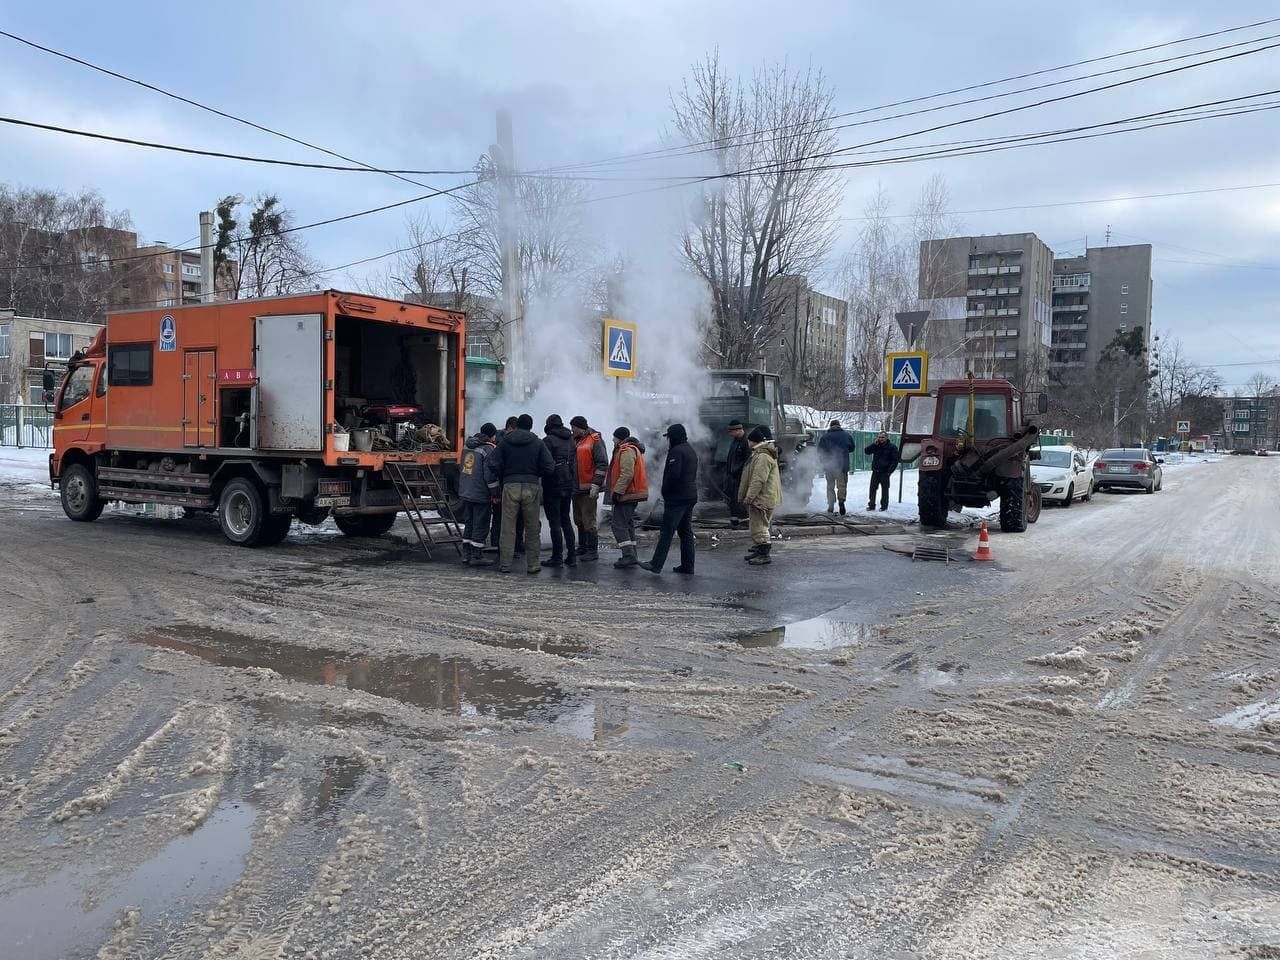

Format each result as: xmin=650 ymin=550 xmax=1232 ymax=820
xmin=42 ymin=370 xmax=55 ymax=392
xmin=1037 ymin=394 xmax=1050 ymax=414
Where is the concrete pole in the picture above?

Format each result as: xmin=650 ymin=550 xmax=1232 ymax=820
xmin=199 ymin=211 xmax=215 ymax=302
xmin=493 ymin=110 xmax=523 ymax=402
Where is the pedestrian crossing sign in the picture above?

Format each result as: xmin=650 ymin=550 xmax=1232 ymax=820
xmin=886 ymin=351 xmax=928 ymax=395
xmin=603 ymin=318 xmax=637 ymax=378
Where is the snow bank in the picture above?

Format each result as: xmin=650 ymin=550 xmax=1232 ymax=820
xmin=801 ymin=470 xmax=995 ymax=525
xmin=0 ymin=447 xmax=52 ymax=491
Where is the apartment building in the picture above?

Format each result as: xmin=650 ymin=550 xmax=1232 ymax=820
xmin=917 ymin=232 xmax=1054 ymax=392
xmin=0 ymin=309 xmax=103 ymax=405
xmin=1050 ymin=244 xmax=1153 ymax=372
xmin=1222 ymin=394 xmax=1280 ymax=451
xmin=762 ymin=276 xmax=849 ymax=400
xmin=112 ymin=241 xmax=239 ymax=312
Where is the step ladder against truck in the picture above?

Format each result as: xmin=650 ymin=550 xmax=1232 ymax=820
xmin=382 ymin=461 xmax=464 ymax=560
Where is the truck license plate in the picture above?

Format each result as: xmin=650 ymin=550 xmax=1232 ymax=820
xmin=318 ymin=479 xmax=352 ymax=496
xmin=314 ymin=496 xmax=351 ymax=507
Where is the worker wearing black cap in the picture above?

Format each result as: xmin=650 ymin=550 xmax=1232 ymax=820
xmin=606 ymin=426 xmax=648 ymax=568
xmin=724 ymin=419 xmax=751 ymax=526
xmin=640 ymin=423 xmax=699 ymax=575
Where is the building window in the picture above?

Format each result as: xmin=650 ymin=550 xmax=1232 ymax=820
xmin=44 ymin=331 xmax=74 ymax=360
xmin=165 ymin=280 xmax=176 ymax=292
xmin=0 ymin=323 xmax=8 ymax=358
xmin=182 ymin=264 xmax=201 ymax=277
xmin=29 ymin=383 xmax=45 ymax=405
xmin=1120 ymin=283 xmax=1129 ymax=294
xmin=1120 ymin=303 xmax=1128 ymax=315
xmin=108 ymin=343 xmax=153 ymax=386
xmin=162 ymin=263 xmax=174 ymax=274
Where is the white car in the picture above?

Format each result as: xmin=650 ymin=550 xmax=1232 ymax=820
xmin=1031 ymin=446 xmax=1092 ymax=506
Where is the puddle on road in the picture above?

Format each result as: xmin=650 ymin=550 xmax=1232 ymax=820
xmin=134 ymin=625 xmax=588 ymax=728
xmin=0 ymin=799 xmax=256 ymax=960
xmin=737 ymin=616 xmax=882 ymax=650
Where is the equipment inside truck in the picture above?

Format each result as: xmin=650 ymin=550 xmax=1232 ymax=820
xmin=333 ymin=314 xmax=458 ymax=452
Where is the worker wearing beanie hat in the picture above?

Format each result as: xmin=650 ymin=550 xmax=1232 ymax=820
xmin=739 ymin=425 xmax=781 ymax=565
xmin=606 ymin=426 xmax=649 ymax=568
xmin=569 ymin=415 xmax=608 ymax=561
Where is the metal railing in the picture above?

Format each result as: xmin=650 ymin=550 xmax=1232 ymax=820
xmin=0 ymin=404 xmax=55 ymax=448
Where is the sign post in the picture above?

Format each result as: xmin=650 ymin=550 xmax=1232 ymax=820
xmin=602 ymin=318 xmax=637 ymax=401
xmin=1176 ymin=419 xmax=1191 ymax=452
xmin=885 ymin=351 xmax=929 ymax=504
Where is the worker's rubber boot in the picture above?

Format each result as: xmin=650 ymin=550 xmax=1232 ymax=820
xmin=744 ymin=543 xmax=765 ymax=561
xmin=614 ymin=546 xmax=638 ymax=569
xmin=839 ymin=501 xmax=846 ymax=516
xmin=470 ymin=543 xmax=493 ymax=567
xmin=581 ymin=532 xmax=599 ymax=562
xmin=747 ymin=543 xmax=772 ymax=565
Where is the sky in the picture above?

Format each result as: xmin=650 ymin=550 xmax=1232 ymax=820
xmin=0 ymin=0 xmax=1276 ymax=391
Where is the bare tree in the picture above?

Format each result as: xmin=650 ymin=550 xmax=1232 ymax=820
xmin=672 ymin=53 xmax=841 ymax=368
xmin=1245 ymin=370 xmax=1276 ymax=398
xmin=0 ymin=184 xmax=143 ymax=322
xmin=215 ymin=194 xmax=317 ymax=299
xmin=1149 ymin=335 xmax=1223 ymax=435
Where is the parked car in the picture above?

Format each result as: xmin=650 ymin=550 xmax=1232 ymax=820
xmin=1031 ymin=445 xmax=1092 ymax=506
xmin=1092 ymin=448 xmax=1163 ymax=494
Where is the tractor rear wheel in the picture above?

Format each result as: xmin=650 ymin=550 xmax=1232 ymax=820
xmin=917 ymin=471 xmax=947 ymax=528
xmin=999 ymin=475 xmax=1028 ymax=533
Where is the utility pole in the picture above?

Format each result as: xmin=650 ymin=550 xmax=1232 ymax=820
xmin=199 ymin=211 xmax=214 ymax=302
xmin=492 ymin=109 xmax=523 ymax=401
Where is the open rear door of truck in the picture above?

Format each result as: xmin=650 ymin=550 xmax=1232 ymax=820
xmin=255 ymin=313 xmax=323 ymax=451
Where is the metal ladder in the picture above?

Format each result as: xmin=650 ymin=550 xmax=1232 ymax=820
xmin=383 ymin=461 xmax=464 ymax=560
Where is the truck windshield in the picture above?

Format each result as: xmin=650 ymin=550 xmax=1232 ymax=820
xmin=904 ymin=396 xmax=937 ymax=435
xmin=710 ymin=377 xmax=749 ymax=398
xmin=939 ymin=394 xmax=1008 ymax=439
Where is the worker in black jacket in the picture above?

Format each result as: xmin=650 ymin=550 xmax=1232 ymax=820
xmin=486 ymin=413 xmax=555 ymax=574
xmin=640 ymin=422 xmax=699 ymax=575
xmin=865 ymin=431 xmax=901 ymax=512
xmin=541 ymin=414 xmax=578 ymax=568
xmin=724 ymin=419 xmax=751 ymax=526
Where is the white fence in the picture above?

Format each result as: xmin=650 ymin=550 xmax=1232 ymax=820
xmin=0 ymin=404 xmax=55 ymax=448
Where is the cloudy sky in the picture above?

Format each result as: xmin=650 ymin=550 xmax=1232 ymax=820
xmin=1 ymin=0 xmax=1276 ymax=389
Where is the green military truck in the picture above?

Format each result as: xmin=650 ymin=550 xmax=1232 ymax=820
xmin=696 ymin=369 xmax=810 ymax=502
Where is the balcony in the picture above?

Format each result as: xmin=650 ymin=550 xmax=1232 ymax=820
xmin=1053 ymin=321 xmax=1088 ymax=331
xmin=1050 ymin=360 xmax=1086 ymax=368
xmin=966 ymin=264 xmax=1022 ymax=277
xmin=965 ymin=328 xmax=1019 ymax=338
xmin=1052 ymin=303 xmax=1089 ymax=313
xmin=965 ymin=285 xmax=1021 ymax=297
xmin=1052 ymin=341 xmax=1087 ymax=351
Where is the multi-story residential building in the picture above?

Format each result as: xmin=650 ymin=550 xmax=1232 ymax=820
xmin=0 ymin=309 xmax=103 ymax=405
xmin=1222 ymin=394 xmax=1280 ymax=451
xmin=917 ymin=232 xmax=1054 ymax=392
xmin=763 ymin=276 xmax=849 ymax=401
xmin=111 ymin=241 xmax=239 ymax=312
xmin=1050 ymin=244 xmax=1153 ymax=373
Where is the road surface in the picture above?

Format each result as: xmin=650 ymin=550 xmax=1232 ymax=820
xmin=0 ymin=455 xmax=1276 ymax=958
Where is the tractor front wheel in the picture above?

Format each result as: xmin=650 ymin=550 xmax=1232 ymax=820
xmin=999 ymin=475 xmax=1029 ymax=533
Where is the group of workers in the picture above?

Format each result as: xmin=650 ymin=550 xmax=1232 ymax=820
xmin=456 ymin=413 xmax=783 ymax=574
xmin=815 ymin=419 xmax=901 ymax=514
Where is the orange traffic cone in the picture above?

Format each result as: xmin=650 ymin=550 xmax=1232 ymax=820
xmin=973 ymin=521 xmax=993 ymax=561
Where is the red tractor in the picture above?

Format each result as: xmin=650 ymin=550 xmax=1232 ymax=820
xmin=900 ymin=376 xmax=1047 ymax=532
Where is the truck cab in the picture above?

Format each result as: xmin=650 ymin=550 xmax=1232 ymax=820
xmin=697 ymin=370 xmax=809 ymax=500
xmin=901 ymin=378 xmax=1046 ymax=532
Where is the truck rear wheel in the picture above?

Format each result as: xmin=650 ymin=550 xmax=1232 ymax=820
xmin=217 ymin=478 xmax=271 ymax=546
xmin=917 ymin=471 xmax=947 ymax=528
xmin=999 ymin=475 xmax=1028 ymax=533
xmin=334 ymin=512 xmax=398 ymax=538
xmin=61 ymin=463 xmax=104 ymax=522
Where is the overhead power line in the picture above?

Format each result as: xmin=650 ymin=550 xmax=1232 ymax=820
xmin=0 ymin=179 xmax=480 ymax=274
xmin=537 ymin=16 xmax=1280 ymax=173
xmin=0 ymin=28 xmax=442 ymax=193
xmin=0 ymin=114 xmax=476 ymax=174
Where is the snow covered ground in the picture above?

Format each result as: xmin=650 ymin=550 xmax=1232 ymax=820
xmin=0 ymin=446 xmax=52 ymax=492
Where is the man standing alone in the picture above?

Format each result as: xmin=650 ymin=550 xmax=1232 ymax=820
xmin=606 ymin=426 xmax=648 ymax=569
xmin=640 ymin=423 xmax=698 ymax=575
xmin=740 ymin=426 xmax=782 ymax=565
xmin=570 ymin=415 xmax=608 ymax=562
xmin=724 ymin=419 xmax=751 ymax=526
xmin=865 ymin=430 xmax=901 ymax=512
xmin=816 ymin=418 xmax=856 ymax=515
xmin=486 ymin=413 xmax=555 ymax=574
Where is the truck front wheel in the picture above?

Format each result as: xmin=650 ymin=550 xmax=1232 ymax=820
xmin=218 ymin=478 xmax=272 ymax=546
xmin=61 ymin=463 xmax=104 ymax=522
xmin=334 ymin=513 xmax=398 ymax=538
xmin=999 ymin=475 xmax=1028 ymax=533
xmin=917 ymin=471 xmax=947 ymax=528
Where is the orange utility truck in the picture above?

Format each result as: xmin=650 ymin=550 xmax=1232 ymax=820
xmin=48 ymin=291 xmax=465 ymax=546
